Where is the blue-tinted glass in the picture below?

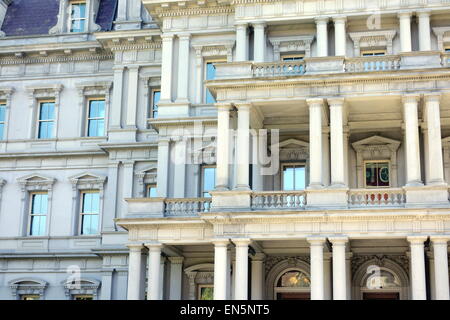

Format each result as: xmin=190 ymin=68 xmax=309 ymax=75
xmin=30 ymin=215 xmax=46 ymax=236
xmin=40 ymin=103 xmax=54 ymax=120
xmin=82 ymin=214 xmax=99 ymax=235
xmin=72 ymin=3 xmax=86 ymax=18
xmin=83 ymin=193 xmax=99 ymax=213
xmin=88 ymin=119 xmax=104 ymax=137
xmin=283 ymin=167 xmax=294 ymax=191
xmin=205 ymin=63 xmax=216 ymax=104
xmin=147 ymin=186 xmax=157 ymax=198
xmin=89 ymin=100 xmax=105 ymax=118
xmin=294 ymin=167 xmax=306 ymax=190
xmin=202 ymin=167 xmax=216 ymax=197
xmin=0 ymin=123 xmax=4 ymax=140
xmin=152 ymin=91 xmax=160 ymax=118
xmin=0 ymin=105 xmax=5 ymax=122
xmin=38 ymin=121 xmax=54 ymax=139
xmin=446 ymin=48 xmax=450 ymax=52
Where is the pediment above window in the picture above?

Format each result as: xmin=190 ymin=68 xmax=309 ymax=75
xmin=192 ymin=40 xmax=235 ymax=62
xmin=433 ymin=27 xmax=450 ymax=52
xmin=269 ymin=35 xmax=315 ymax=60
xmin=61 ymin=278 xmax=101 ymax=299
xmin=349 ymin=30 xmax=397 ymax=56
xmin=273 ymin=138 xmax=309 ymax=161
xmin=352 ymin=135 xmax=401 ymax=153
xmin=17 ymin=174 xmax=55 ymax=190
xmin=9 ymin=278 xmax=48 ymax=298
xmin=69 ymin=172 xmax=106 ymax=190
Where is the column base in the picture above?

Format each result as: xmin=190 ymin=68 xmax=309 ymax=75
xmin=404 ymin=185 xmax=450 ymax=206
xmin=210 ymin=190 xmax=252 ymax=211
xmin=306 ymin=188 xmax=349 ymax=208
xmin=157 ymin=102 xmax=191 ymax=118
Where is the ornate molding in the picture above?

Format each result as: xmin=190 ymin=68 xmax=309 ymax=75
xmin=269 ymin=35 xmax=315 ymax=60
xmin=349 ymin=30 xmax=397 ymax=56
xmin=351 ymin=254 xmax=409 ymax=276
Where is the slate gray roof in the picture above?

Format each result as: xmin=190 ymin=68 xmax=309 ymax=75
xmin=1 ymin=0 xmax=117 ymax=37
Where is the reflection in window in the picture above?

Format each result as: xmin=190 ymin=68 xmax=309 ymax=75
xmin=281 ymin=54 xmax=304 ymax=61
xmin=0 ymin=104 xmax=5 ymax=140
xmin=80 ymin=191 xmax=100 ymax=235
xmin=365 ymin=162 xmax=390 ymax=188
xmin=277 ymin=271 xmax=310 ymax=288
xmin=366 ymin=269 xmax=401 ymax=289
xmin=73 ymin=295 xmax=93 ymax=300
xmin=38 ymin=102 xmax=55 ymax=139
xmin=283 ymin=164 xmax=306 ymax=191
xmin=150 ymin=90 xmax=160 ymax=118
xmin=29 ymin=193 xmax=48 ymax=236
xmin=198 ymin=286 xmax=214 ymax=300
xmin=87 ymin=100 xmax=105 ymax=137
xmin=205 ymin=61 xmax=224 ymax=104
xmin=70 ymin=2 xmax=87 ymax=33
xmin=201 ymin=166 xmax=216 ymax=198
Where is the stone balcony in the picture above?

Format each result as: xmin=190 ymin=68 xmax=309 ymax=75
xmin=212 ymin=51 xmax=448 ymax=82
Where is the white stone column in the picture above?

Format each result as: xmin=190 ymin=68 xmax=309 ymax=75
xmin=307 ymin=99 xmax=325 ymax=188
xmin=122 ymin=161 xmax=135 ymax=216
xmin=346 ymin=252 xmax=352 ymax=300
xmin=168 ymin=257 xmax=184 ymax=300
xmin=173 ymin=139 xmax=186 ymax=198
xmin=160 ymin=34 xmax=174 ymax=102
xmin=322 ymin=129 xmax=330 ymax=187
xmin=430 ymin=236 xmax=450 ymax=300
xmin=323 ymin=252 xmax=332 ymax=300
xmin=251 ymin=253 xmax=265 ymax=300
xmin=235 ymin=104 xmax=251 ymax=190
xmin=194 ymin=47 xmax=203 ymax=104
xmin=329 ymin=237 xmax=348 ymax=300
xmin=307 ymin=237 xmax=326 ymax=300
xmin=127 ymin=243 xmax=143 ymax=300
xmin=234 ymin=239 xmax=250 ymax=300
xmin=216 ymin=104 xmax=232 ymax=190
xmin=402 ymin=95 xmax=423 ymax=186
xmin=213 ymin=240 xmax=229 ymax=300
xmin=176 ymin=34 xmax=191 ymax=103
xmin=329 ymin=98 xmax=346 ymax=187
xmin=252 ymin=131 xmax=264 ymax=191
xmin=398 ymin=12 xmax=412 ymax=53
xmin=159 ymin=257 xmax=166 ymax=300
xmin=157 ymin=138 xmax=170 ymax=197
xmin=111 ymin=67 xmax=124 ymax=129
xmin=424 ymin=94 xmax=445 ymax=185
xmin=407 ymin=236 xmax=427 ymax=300
xmin=333 ymin=17 xmax=347 ymax=56
xmin=315 ymin=18 xmax=329 ymax=57
xmin=253 ymin=22 xmax=266 ymax=62
xmin=418 ymin=10 xmax=431 ymax=51
xmin=236 ymin=23 xmax=248 ymax=61
xmin=126 ymin=66 xmax=139 ymax=128
xmin=146 ymin=243 xmax=162 ymax=300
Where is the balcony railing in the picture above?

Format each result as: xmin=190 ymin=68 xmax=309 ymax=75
xmin=345 ymin=55 xmax=401 ymax=73
xmin=348 ymin=188 xmax=406 ymax=207
xmin=164 ymin=198 xmax=212 ymax=216
xmin=253 ymin=61 xmax=306 ymax=77
xmin=251 ymin=191 xmax=307 ymax=210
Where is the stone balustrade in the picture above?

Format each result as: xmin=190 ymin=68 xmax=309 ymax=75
xmin=345 ymin=55 xmax=401 ymax=72
xmin=251 ymin=191 xmax=307 ymax=210
xmin=443 ymin=53 xmax=450 ymax=68
xmin=252 ymin=61 xmax=306 ymax=77
xmin=165 ymin=198 xmax=212 ymax=216
xmin=348 ymin=188 xmax=406 ymax=207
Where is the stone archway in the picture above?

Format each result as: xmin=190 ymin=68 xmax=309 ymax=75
xmin=352 ymin=256 xmax=409 ymax=300
xmin=265 ymin=257 xmax=310 ymax=300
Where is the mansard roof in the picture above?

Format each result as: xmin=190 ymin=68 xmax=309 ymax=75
xmin=1 ymin=0 xmax=117 ymax=37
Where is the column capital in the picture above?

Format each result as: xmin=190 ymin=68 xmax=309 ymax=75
xmin=252 ymin=21 xmax=266 ymax=29
xmin=158 ymin=137 xmax=171 ymax=146
xmin=401 ymin=94 xmax=420 ymax=104
xmin=430 ymin=235 xmax=450 ymax=244
xmin=232 ymin=238 xmax=252 ymax=247
xmin=407 ymin=235 xmax=428 ymax=244
xmin=327 ymin=97 xmax=345 ymax=107
xmin=315 ymin=17 xmax=329 ymax=24
xmin=234 ymin=103 xmax=252 ymax=111
xmin=127 ymin=243 xmax=144 ymax=252
xmin=306 ymin=98 xmax=325 ymax=108
xmin=161 ymin=34 xmax=175 ymax=41
xmin=212 ymin=239 xmax=230 ymax=247
xmin=328 ymin=236 xmax=349 ymax=245
xmin=145 ymin=242 xmax=163 ymax=251
xmin=216 ymin=103 xmax=233 ymax=111
xmin=251 ymin=253 xmax=266 ymax=261
xmin=307 ymin=236 xmax=327 ymax=245
xmin=332 ymin=16 xmax=347 ymax=24
xmin=178 ymin=33 xmax=191 ymax=41
xmin=416 ymin=9 xmax=432 ymax=18
xmin=168 ymin=256 xmax=185 ymax=264
xmin=424 ymin=92 xmax=441 ymax=103
xmin=398 ymin=11 xmax=413 ymax=19
xmin=235 ymin=22 xmax=248 ymax=29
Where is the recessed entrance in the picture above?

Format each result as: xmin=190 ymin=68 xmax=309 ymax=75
xmin=363 ymin=292 xmax=400 ymax=300
xmin=277 ymin=292 xmax=310 ymax=300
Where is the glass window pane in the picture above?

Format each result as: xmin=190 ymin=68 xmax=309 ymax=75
xmin=294 ymin=166 xmax=306 ymax=190
xmin=147 ymin=186 xmax=157 ymax=198
xmin=152 ymin=91 xmax=160 ymax=118
xmin=202 ymin=167 xmax=215 ymax=197
xmin=0 ymin=123 xmax=4 ymax=140
xmin=0 ymin=105 xmax=5 ymax=122
xmin=283 ymin=167 xmax=294 ymax=191
xmin=205 ymin=63 xmax=217 ymax=104
xmin=30 ymin=215 xmax=46 ymax=236
xmin=82 ymin=214 xmax=99 ymax=235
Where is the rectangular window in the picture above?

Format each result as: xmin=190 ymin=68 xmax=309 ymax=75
xmin=80 ymin=191 xmax=100 ymax=235
xmin=201 ymin=166 xmax=216 ymax=198
xmin=0 ymin=103 xmax=5 ymax=140
xmin=87 ymin=99 xmax=105 ymax=137
xmin=205 ymin=61 xmax=225 ymax=104
xmin=282 ymin=164 xmax=306 ymax=191
xmin=146 ymin=184 xmax=157 ymax=198
xmin=365 ymin=161 xmax=390 ymax=188
xmin=281 ymin=54 xmax=304 ymax=61
xmin=361 ymin=50 xmax=386 ymax=57
xmin=198 ymin=285 xmax=214 ymax=300
xmin=21 ymin=295 xmax=40 ymax=300
xmin=150 ymin=89 xmax=160 ymax=118
xmin=445 ymin=47 xmax=450 ymax=53
xmin=70 ymin=2 xmax=87 ymax=33
xmin=37 ymin=101 xmax=55 ymax=139
xmin=73 ymin=295 xmax=93 ymax=300
xmin=29 ymin=193 xmax=48 ymax=236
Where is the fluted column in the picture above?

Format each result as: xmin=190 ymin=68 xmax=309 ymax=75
xmin=213 ymin=240 xmax=229 ymax=300
xmin=329 ymin=237 xmax=348 ymax=300
xmin=251 ymin=253 xmax=265 ymax=300
xmin=126 ymin=66 xmax=139 ymax=128
xmin=168 ymin=257 xmax=184 ymax=300
xmin=236 ymin=23 xmax=249 ymax=61
xmin=176 ymin=34 xmax=191 ymax=103
xmin=398 ymin=12 xmax=412 ymax=53
xmin=333 ymin=17 xmax=347 ymax=56
xmin=424 ymin=94 xmax=445 ymax=185
xmin=328 ymin=98 xmax=345 ymax=187
xmin=160 ymin=34 xmax=174 ymax=102
xmin=235 ymin=104 xmax=251 ymax=190
xmin=402 ymin=95 xmax=423 ymax=186
xmin=407 ymin=236 xmax=427 ymax=300
xmin=126 ymin=243 xmax=143 ymax=300
xmin=146 ymin=243 xmax=162 ymax=300
xmin=216 ymin=104 xmax=232 ymax=190
xmin=234 ymin=239 xmax=250 ymax=300
xmin=431 ymin=236 xmax=450 ymax=300
xmin=111 ymin=67 xmax=124 ymax=129
xmin=316 ymin=18 xmax=329 ymax=57
xmin=418 ymin=10 xmax=431 ymax=51
xmin=307 ymin=99 xmax=325 ymax=188
xmin=253 ymin=22 xmax=266 ymax=62
xmin=307 ymin=237 xmax=326 ymax=300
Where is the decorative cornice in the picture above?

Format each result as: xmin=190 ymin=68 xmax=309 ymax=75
xmin=0 ymin=53 xmax=112 ymax=66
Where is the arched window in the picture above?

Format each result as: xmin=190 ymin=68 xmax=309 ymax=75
xmin=277 ymin=270 xmax=310 ymax=288
xmin=365 ymin=268 xmax=401 ymax=290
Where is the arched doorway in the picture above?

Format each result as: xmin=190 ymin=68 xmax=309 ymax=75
xmin=353 ymin=258 xmax=409 ymax=300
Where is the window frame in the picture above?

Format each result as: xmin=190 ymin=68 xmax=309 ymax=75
xmin=280 ymin=54 xmax=305 ymax=61
xmin=0 ymin=102 xmax=6 ymax=141
xmin=21 ymin=295 xmax=41 ymax=300
xmin=200 ymin=165 xmax=216 ymax=198
xmin=146 ymin=184 xmax=157 ymax=198
xmin=69 ymin=1 xmax=87 ymax=33
xmin=79 ymin=190 xmax=101 ymax=236
xmin=197 ymin=284 xmax=214 ymax=300
xmin=363 ymin=160 xmax=391 ymax=189
xmin=73 ymin=294 xmax=94 ymax=300
xmin=204 ymin=59 xmax=226 ymax=104
xmin=36 ymin=100 xmax=56 ymax=140
xmin=149 ymin=89 xmax=161 ymax=119
xmin=86 ymin=97 xmax=106 ymax=137
xmin=281 ymin=162 xmax=307 ymax=191
xmin=360 ymin=49 xmax=387 ymax=57
xmin=28 ymin=192 xmax=49 ymax=237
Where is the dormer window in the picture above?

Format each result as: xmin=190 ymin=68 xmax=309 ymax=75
xmin=70 ymin=1 xmax=87 ymax=33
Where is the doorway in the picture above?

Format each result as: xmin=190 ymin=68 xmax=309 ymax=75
xmin=277 ymin=292 xmax=310 ymax=300
xmin=363 ymin=292 xmax=400 ymax=300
